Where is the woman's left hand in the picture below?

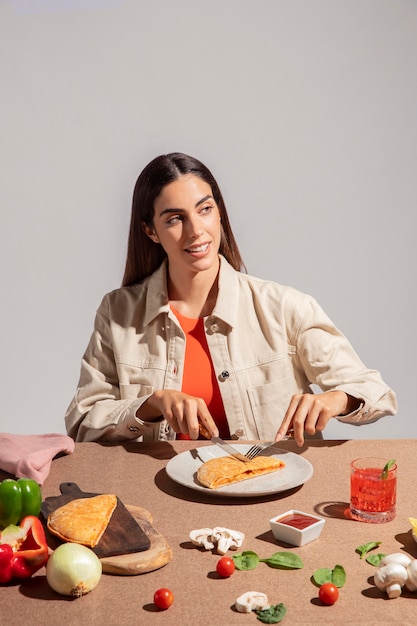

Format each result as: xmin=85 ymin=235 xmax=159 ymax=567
xmin=275 ymin=391 xmax=357 ymax=446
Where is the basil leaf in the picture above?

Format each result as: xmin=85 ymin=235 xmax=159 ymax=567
xmin=232 ymin=550 xmax=260 ymax=570
xmin=382 ymin=459 xmax=396 ymax=479
xmin=256 ymin=603 xmax=287 ymax=624
xmin=366 ymin=553 xmax=386 ymax=567
xmin=355 ymin=541 xmax=381 ymax=559
xmin=332 ymin=564 xmax=347 ymax=588
xmin=312 ymin=565 xmax=346 ymax=588
xmin=260 ymin=551 xmax=304 ymax=569
xmin=312 ymin=567 xmax=333 ymax=586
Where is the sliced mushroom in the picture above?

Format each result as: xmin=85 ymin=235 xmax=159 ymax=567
xmin=211 ymin=527 xmax=245 ymax=554
xmin=189 ymin=527 xmax=245 ymax=553
xmin=189 ymin=528 xmax=215 ymax=551
xmin=235 ymin=591 xmax=270 ymax=613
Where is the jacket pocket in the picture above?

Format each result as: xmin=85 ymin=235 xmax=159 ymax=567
xmin=247 ymin=380 xmax=292 ymax=440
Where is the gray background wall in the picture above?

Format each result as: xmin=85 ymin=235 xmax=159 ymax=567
xmin=1 ymin=0 xmax=415 ymax=439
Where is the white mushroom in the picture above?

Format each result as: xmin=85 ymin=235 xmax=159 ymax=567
xmin=189 ymin=528 xmax=215 ymax=551
xmin=405 ymin=559 xmax=417 ymax=592
xmin=374 ymin=561 xmax=409 ymax=598
xmin=211 ymin=527 xmax=245 ymax=554
xmin=379 ymin=553 xmax=412 ymax=568
xmin=235 ymin=591 xmax=270 ymax=613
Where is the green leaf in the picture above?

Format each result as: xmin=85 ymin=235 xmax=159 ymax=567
xmin=366 ymin=553 xmax=386 ymax=567
xmin=312 ymin=565 xmax=346 ymax=588
xmin=331 ymin=564 xmax=347 ymax=588
xmin=382 ymin=459 xmax=396 ymax=479
xmin=232 ymin=550 xmax=260 ymax=570
xmin=260 ymin=551 xmax=304 ymax=570
xmin=256 ymin=603 xmax=287 ymax=624
xmin=312 ymin=567 xmax=333 ymax=587
xmin=355 ymin=541 xmax=382 ymax=559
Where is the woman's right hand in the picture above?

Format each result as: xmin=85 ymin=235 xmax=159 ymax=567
xmin=137 ymin=390 xmax=219 ymax=440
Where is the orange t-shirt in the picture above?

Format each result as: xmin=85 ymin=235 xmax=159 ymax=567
xmin=171 ymin=307 xmax=230 ymax=439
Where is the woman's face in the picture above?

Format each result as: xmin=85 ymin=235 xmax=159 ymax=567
xmin=144 ymin=174 xmax=221 ymax=279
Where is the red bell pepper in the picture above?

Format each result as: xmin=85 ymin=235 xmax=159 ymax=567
xmin=0 ymin=515 xmax=49 ymax=583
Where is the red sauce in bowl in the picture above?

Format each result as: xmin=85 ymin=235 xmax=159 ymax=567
xmin=276 ymin=512 xmax=319 ymax=529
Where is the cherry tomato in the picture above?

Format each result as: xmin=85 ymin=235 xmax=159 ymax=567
xmin=319 ymin=582 xmax=339 ymax=605
xmin=216 ymin=556 xmax=235 ymax=577
xmin=153 ymin=588 xmax=174 ymax=610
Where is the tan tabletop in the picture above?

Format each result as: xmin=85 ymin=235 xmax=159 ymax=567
xmin=1 ymin=439 xmax=417 ymax=625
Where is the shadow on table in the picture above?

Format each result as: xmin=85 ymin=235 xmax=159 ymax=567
xmin=100 ymin=440 xmax=178 ymax=461
xmin=100 ymin=437 xmax=348 ymax=461
xmin=255 ymin=528 xmax=292 ymax=548
xmin=313 ymin=501 xmax=351 ymax=520
xmin=395 ymin=530 xmax=417 ymax=557
xmin=18 ymin=574 xmax=73 ymax=601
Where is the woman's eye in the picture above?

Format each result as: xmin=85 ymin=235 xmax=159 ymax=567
xmin=166 ymin=215 xmax=182 ymax=225
xmin=200 ymin=205 xmax=213 ymax=214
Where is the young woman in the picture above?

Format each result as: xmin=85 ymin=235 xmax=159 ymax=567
xmin=65 ymin=153 xmax=397 ymax=445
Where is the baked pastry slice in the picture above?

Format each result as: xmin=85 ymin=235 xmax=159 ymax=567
xmin=47 ymin=494 xmax=117 ymax=548
xmin=197 ymin=455 xmax=285 ymax=489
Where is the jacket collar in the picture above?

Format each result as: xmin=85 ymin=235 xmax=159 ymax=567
xmin=212 ymin=256 xmax=239 ymax=328
xmin=143 ymin=260 xmax=170 ymax=325
xmin=143 ymin=256 xmax=239 ymax=328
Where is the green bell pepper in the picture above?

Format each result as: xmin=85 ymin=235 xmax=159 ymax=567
xmin=0 ymin=478 xmax=42 ymax=529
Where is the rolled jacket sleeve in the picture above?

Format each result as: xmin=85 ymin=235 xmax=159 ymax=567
xmin=65 ymin=297 xmax=162 ymax=442
xmin=292 ymin=294 xmax=398 ymax=424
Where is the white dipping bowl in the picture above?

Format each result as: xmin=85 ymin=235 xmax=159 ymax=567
xmin=269 ymin=509 xmax=325 ymax=547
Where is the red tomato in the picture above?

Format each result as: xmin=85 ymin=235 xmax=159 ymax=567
xmin=153 ymin=588 xmax=174 ymax=610
xmin=216 ymin=556 xmax=235 ymax=577
xmin=319 ymin=582 xmax=339 ymax=605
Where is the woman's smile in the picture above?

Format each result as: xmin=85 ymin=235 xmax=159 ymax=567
xmin=185 ymin=242 xmax=211 ymax=255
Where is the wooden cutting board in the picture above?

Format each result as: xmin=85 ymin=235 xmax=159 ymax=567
xmin=41 ymin=482 xmax=150 ymax=558
xmin=100 ymin=505 xmax=173 ymax=576
xmin=41 ymin=483 xmax=173 ymax=575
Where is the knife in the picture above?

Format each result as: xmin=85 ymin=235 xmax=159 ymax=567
xmin=198 ymin=423 xmax=251 ymax=463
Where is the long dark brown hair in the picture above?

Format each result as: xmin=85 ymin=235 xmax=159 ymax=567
xmin=122 ymin=153 xmax=246 ymax=286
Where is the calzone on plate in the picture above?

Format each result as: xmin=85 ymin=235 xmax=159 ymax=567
xmin=197 ymin=455 xmax=285 ymax=489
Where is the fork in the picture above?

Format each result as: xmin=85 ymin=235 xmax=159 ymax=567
xmin=245 ymin=437 xmax=294 ymax=459
xmin=244 ymin=441 xmax=278 ymax=460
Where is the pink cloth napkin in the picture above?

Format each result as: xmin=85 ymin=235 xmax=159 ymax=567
xmin=0 ymin=433 xmax=75 ymax=485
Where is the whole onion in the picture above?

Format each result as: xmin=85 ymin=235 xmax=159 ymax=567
xmin=46 ymin=543 xmax=102 ymax=597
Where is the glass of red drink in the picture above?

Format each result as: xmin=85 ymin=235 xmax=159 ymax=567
xmin=350 ymin=457 xmax=397 ymax=523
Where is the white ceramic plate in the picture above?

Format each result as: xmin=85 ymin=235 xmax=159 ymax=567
xmin=165 ymin=444 xmax=313 ymax=497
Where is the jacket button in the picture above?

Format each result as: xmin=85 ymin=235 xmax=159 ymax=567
xmin=211 ymin=323 xmax=219 ymax=333
xmin=220 ymin=370 xmax=230 ymax=380
xmin=234 ymin=429 xmax=244 ymax=437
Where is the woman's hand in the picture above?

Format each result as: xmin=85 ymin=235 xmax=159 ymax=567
xmin=275 ymin=391 xmax=359 ymax=446
xmin=138 ymin=390 xmax=219 ymax=440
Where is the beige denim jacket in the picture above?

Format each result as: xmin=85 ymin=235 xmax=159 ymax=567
xmin=65 ymin=256 xmax=397 ymax=442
